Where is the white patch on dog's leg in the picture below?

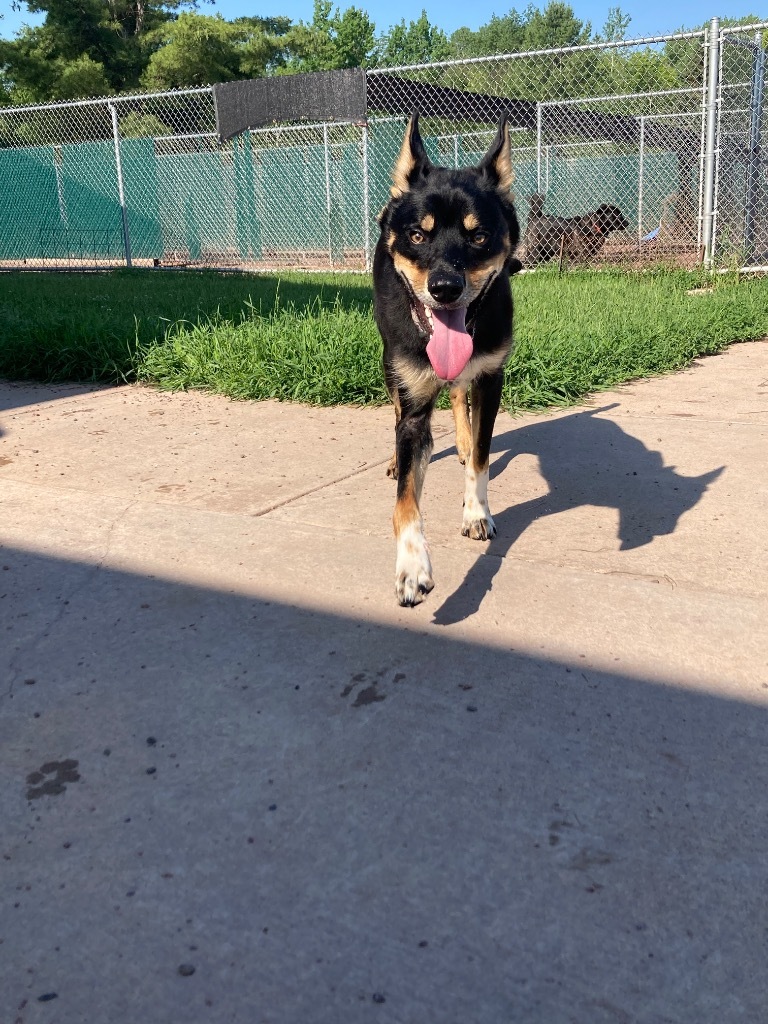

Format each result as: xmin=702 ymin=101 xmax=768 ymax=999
xmin=395 ymin=518 xmax=434 ymax=606
xmin=461 ymin=464 xmax=496 ymax=541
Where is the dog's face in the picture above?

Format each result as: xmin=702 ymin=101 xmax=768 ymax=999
xmin=378 ymin=114 xmax=519 ymax=380
xmin=592 ymin=204 xmax=629 ymax=235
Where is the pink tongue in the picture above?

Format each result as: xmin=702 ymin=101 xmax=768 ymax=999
xmin=426 ymin=307 xmax=473 ymax=381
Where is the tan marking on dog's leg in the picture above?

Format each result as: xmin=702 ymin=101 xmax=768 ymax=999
xmin=394 ymin=451 xmax=434 ymax=606
xmin=461 ymin=385 xmax=498 ymax=541
xmin=387 ymin=390 xmax=401 ymax=479
xmin=450 ymin=385 xmax=471 ymax=466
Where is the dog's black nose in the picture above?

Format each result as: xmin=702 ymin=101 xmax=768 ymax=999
xmin=427 ymin=272 xmax=464 ymax=305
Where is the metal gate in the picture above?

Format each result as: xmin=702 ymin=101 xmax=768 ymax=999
xmin=712 ymin=23 xmax=768 ymax=267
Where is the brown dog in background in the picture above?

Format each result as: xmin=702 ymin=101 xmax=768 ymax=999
xmin=524 ymin=194 xmax=629 ymax=264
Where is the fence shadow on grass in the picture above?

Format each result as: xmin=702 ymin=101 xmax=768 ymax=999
xmin=432 ymin=404 xmax=724 ymax=625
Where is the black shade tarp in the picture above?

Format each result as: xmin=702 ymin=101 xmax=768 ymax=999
xmin=214 ymin=69 xmax=367 ymax=141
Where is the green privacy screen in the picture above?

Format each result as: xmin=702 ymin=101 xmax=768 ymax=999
xmin=0 ymin=123 xmax=682 ymax=268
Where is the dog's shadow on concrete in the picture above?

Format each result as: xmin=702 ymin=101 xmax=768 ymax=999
xmin=432 ymin=403 xmax=724 ymax=625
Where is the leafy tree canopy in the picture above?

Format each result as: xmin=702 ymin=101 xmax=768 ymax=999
xmin=376 ymin=10 xmax=451 ymax=68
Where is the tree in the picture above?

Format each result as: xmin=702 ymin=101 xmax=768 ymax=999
xmin=141 ymin=12 xmax=291 ymax=88
xmin=450 ymin=3 xmax=589 ymax=60
xmin=376 ymin=10 xmax=451 ymax=68
xmin=523 ymin=2 xmax=591 ymax=50
xmin=282 ymin=0 xmax=375 ymax=72
xmin=600 ymin=7 xmax=631 ymax=43
xmin=451 ymin=10 xmax=527 ymax=59
xmin=0 ymin=0 xmax=206 ymax=100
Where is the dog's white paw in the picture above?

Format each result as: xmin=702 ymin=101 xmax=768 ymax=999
xmin=462 ymin=466 xmax=495 ymax=541
xmin=395 ymin=526 xmax=434 ymax=606
xmin=461 ymin=509 xmax=496 ymax=541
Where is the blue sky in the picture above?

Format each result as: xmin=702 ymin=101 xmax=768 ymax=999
xmin=0 ymin=0 xmax=763 ymax=41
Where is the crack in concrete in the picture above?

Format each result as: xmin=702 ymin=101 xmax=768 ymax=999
xmin=252 ymin=426 xmax=453 ymax=518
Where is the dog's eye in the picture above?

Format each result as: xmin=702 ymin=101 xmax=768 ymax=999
xmin=409 ymin=229 xmax=426 ymax=245
xmin=471 ymin=231 xmax=489 ymax=247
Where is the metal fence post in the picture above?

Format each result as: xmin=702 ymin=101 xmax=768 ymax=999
xmin=323 ymin=123 xmax=333 ymax=268
xmin=701 ymin=17 xmax=721 ymax=267
xmin=536 ymin=102 xmax=543 ymax=193
xmin=744 ymin=31 xmax=766 ymax=261
xmin=361 ymin=122 xmax=371 ymax=272
xmin=637 ymin=115 xmax=645 ymax=250
xmin=108 ymin=101 xmax=132 ymax=268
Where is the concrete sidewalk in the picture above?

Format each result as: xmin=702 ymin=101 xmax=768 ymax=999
xmin=1 ymin=342 xmax=767 ymax=1022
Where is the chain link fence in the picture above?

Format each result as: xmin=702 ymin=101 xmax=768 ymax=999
xmin=1 ymin=18 xmax=766 ymax=273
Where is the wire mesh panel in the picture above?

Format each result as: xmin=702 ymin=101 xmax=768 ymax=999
xmin=714 ymin=24 xmax=768 ymax=267
xmin=0 ymin=100 xmax=123 ymax=267
xmin=0 ymin=23 xmax=765 ymax=273
xmin=245 ymin=122 xmax=366 ymax=270
xmin=366 ymin=31 xmax=709 ymax=269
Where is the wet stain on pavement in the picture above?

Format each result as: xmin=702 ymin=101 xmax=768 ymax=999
xmin=26 ymin=759 xmax=80 ymax=799
xmin=341 ymin=672 xmax=387 ymax=706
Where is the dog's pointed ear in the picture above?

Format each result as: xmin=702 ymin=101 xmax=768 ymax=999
xmin=391 ymin=112 xmax=431 ymax=198
xmin=479 ymin=115 xmax=514 ymax=195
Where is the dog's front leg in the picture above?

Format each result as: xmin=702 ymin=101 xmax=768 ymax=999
xmin=449 ymin=384 xmax=472 ymax=466
xmin=462 ymin=371 xmax=503 ymax=541
xmin=393 ymin=402 xmax=434 ymax=606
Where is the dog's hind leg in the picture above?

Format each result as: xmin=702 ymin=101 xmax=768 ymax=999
xmin=449 ymin=385 xmax=472 ymax=466
xmin=461 ymin=371 xmax=502 ymax=541
xmin=393 ymin=401 xmax=435 ymax=606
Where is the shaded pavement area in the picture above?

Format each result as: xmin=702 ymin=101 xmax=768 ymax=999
xmin=1 ymin=341 xmax=767 ymax=1022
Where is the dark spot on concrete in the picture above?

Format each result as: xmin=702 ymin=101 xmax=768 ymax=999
xmin=146 ymin=767 xmax=156 ymax=775
xmin=393 ymin=673 xmax=406 ymax=682
xmin=38 ymin=993 xmax=58 ymax=1002
xmin=178 ymin=964 xmax=195 ymax=977
xmin=418 ymin=940 xmax=428 ymax=948
xmin=466 ymin=705 xmax=478 ymax=713
xmin=103 ymin=748 xmax=111 ymax=756
xmin=548 ymin=834 xmax=560 ymax=846
xmin=268 ymin=804 xmax=277 ymax=811
xmin=24 ymin=678 xmax=35 ymax=685
xmin=372 ymin=993 xmax=386 ymax=1004
xmin=353 ymin=684 xmax=386 ymax=707
xmin=146 ymin=737 xmax=157 ymax=746
xmin=26 ymin=759 xmax=80 ymax=799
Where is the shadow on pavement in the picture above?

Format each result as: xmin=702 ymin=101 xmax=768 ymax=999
xmin=433 ymin=405 xmax=724 ymax=625
xmin=1 ymin=544 xmax=764 ymax=1022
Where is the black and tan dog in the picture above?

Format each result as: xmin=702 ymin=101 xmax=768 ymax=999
xmin=373 ymin=113 xmax=521 ymax=606
xmin=524 ymin=193 xmax=629 ymax=264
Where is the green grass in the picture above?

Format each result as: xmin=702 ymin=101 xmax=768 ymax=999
xmin=1 ymin=266 xmax=767 ymax=411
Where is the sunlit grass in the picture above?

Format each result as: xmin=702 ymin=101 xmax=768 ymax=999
xmin=1 ymin=266 xmax=766 ymax=411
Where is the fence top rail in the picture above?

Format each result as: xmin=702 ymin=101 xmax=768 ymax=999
xmin=366 ymin=28 xmax=708 ymax=77
xmin=719 ymin=20 xmax=768 ymax=35
xmin=0 ymin=85 xmax=213 ymax=118
xmin=539 ymin=84 xmax=702 ymax=108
